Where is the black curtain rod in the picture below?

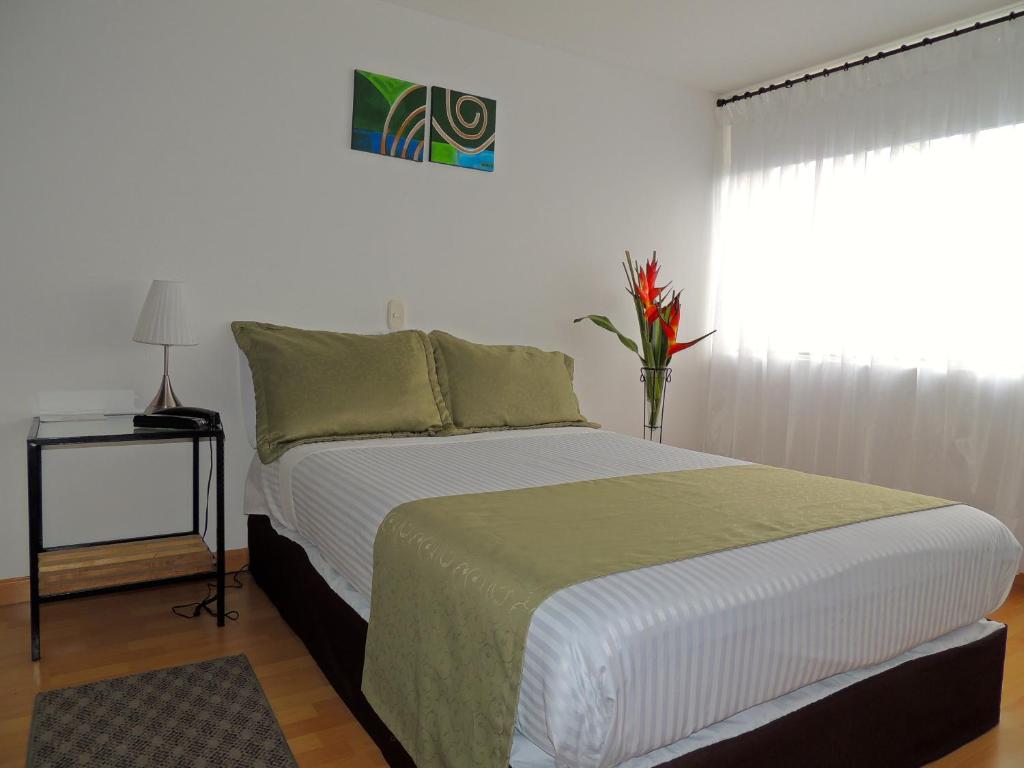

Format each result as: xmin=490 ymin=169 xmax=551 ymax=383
xmin=717 ymin=8 xmax=1023 ymax=107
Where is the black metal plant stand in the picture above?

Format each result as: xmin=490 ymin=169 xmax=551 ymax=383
xmin=641 ymin=367 xmax=671 ymax=442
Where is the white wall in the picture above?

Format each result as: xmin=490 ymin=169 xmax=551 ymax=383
xmin=0 ymin=0 xmax=716 ymax=579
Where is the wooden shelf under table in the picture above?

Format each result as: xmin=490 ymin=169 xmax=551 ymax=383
xmin=38 ymin=534 xmax=215 ymax=597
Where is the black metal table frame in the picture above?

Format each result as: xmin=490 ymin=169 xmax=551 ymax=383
xmin=26 ymin=415 xmax=225 ymax=661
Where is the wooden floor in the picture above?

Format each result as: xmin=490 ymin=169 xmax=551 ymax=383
xmin=1 ymin=574 xmax=1022 ymax=767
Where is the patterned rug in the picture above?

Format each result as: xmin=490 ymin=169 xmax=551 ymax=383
xmin=26 ymin=654 xmax=298 ymax=767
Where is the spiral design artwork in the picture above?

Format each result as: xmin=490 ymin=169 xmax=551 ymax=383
xmin=429 ymin=87 xmax=496 ymax=172
xmin=351 ymin=69 xmax=427 ymax=163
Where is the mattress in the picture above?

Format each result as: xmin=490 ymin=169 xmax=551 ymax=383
xmin=247 ymin=428 xmax=1021 ymax=768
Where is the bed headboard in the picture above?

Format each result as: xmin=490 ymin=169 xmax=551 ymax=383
xmin=238 ymin=349 xmax=258 ymax=450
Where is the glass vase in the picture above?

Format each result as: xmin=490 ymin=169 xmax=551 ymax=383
xmin=641 ymin=367 xmax=671 ymax=442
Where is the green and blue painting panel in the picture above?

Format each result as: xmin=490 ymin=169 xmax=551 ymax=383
xmin=351 ymin=69 xmax=426 ymax=162
xmin=429 ymin=87 xmax=496 ymax=172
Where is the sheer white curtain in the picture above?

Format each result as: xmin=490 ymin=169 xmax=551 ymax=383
xmin=705 ymin=20 xmax=1024 ymax=544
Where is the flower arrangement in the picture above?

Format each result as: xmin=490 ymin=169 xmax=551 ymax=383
xmin=574 ymin=251 xmax=715 ymax=439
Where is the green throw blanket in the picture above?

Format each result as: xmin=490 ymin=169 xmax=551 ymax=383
xmin=362 ymin=464 xmax=950 ymax=768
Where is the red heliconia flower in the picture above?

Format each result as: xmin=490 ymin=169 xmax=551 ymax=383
xmin=575 ymin=250 xmax=715 ymax=368
xmin=659 ymin=294 xmax=716 ymax=357
xmin=635 ymin=256 xmax=666 ymax=324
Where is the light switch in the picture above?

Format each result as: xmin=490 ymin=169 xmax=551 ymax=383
xmin=387 ymin=299 xmax=406 ymax=330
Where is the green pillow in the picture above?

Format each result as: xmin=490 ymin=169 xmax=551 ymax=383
xmin=428 ymin=330 xmax=591 ymax=430
xmin=232 ymin=322 xmax=451 ymax=463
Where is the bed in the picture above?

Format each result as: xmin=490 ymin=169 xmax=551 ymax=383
xmin=243 ymin=425 xmax=1020 ymax=768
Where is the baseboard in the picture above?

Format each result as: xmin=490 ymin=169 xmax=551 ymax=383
xmin=0 ymin=547 xmax=250 ymax=607
xmin=225 ymin=547 xmax=249 ymax=572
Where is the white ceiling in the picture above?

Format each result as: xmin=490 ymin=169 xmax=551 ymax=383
xmin=381 ymin=0 xmax=1013 ymax=94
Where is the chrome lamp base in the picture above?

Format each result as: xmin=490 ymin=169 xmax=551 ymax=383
xmin=144 ymin=345 xmax=183 ymax=414
xmin=145 ymin=375 xmax=181 ymax=413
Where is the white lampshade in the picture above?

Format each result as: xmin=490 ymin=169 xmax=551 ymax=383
xmin=133 ymin=280 xmax=198 ymax=346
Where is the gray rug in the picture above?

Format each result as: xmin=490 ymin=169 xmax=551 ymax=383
xmin=27 ymin=654 xmax=298 ymax=768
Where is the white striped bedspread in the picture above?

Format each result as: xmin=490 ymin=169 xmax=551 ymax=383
xmin=254 ymin=428 xmax=1021 ymax=768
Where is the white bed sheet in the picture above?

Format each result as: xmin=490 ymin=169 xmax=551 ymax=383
xmin=247 ymin=428 xmax=1021 ymax=768
xmin=247 ymin=485 xmax=1004 ymax=768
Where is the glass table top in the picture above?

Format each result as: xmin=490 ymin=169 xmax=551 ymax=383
xmin=34 ymin=415 xmax=140 ymax=439
xmin=31 ymin=414 xmax=218 ymax=442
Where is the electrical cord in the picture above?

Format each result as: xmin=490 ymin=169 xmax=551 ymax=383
xmin=172 ymin=564 xmax=248 ymax=621
xmin=202 ymin=436 xmax=213 ymax=540
xmin=173 ymin=436 xmax=241 ymax=621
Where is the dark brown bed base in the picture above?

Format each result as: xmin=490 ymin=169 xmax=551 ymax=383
xmin=248 ymin=513 xmax=1006 ymax=768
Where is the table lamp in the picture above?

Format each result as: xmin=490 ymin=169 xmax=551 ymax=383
xmin=133 ymin=280 xmax=198 ymax=413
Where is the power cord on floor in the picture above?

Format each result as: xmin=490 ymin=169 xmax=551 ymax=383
xmin=171 ymin=563 xmax=249 ymax=621
xmin=172 ymin=437 xmax=242 ymax=621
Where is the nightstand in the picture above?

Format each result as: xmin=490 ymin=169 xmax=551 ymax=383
xmin=25 ymin=414 xmax=225 ymax=661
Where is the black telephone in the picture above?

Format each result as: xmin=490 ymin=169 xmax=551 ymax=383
xmin=133 ymin=406 xmax=221 ymax=431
